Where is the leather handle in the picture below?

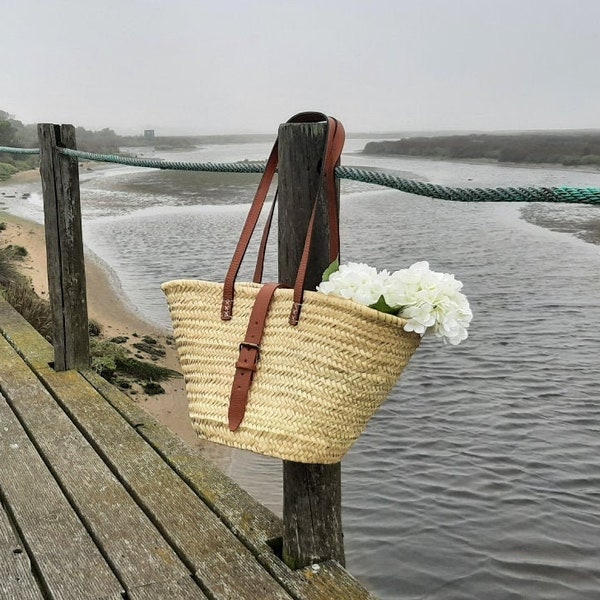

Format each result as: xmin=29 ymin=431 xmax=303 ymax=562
xmin=289 ymin=117 xmax=344 ymax=324
xmin=221 ymin=112 xmax=345 ymax=322
xmin=221 ymin=140 xmax=279 ymax=319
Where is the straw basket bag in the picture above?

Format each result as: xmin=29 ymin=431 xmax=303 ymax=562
xmin=162 ymin=112 xmax=421 ymax=463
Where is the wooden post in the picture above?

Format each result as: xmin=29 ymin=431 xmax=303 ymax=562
xmin=278 ymin=121 xmax=345 ymax=569
xmin=38 ymin=124 xmax=89 ymax=371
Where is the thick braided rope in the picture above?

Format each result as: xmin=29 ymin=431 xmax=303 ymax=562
xmin=1 ymin=145 xmax=599 ymax=204
xmin=59 ymin=148 xmax=267 ymax=173
xmin=336 ymin=166 xmax=600 ymax=205
xmin=0 ymin=146 xmax=40 ymax=155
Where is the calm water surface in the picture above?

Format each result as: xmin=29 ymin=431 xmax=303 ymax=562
xmin=4 ymin=140 xmax=600 ymax=599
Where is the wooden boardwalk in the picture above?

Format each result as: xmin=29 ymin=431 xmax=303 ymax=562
xmin=0 ymin=296 xmax=374 ymax=600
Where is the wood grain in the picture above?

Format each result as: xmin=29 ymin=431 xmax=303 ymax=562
xmin=0 ymin=390 xmax=123 ymax=599
xmin=38 ymin=123 xmax=89 ymax=370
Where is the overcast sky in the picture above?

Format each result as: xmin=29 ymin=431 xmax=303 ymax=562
xmin=2 ymin=0 xmax=598 ymax=135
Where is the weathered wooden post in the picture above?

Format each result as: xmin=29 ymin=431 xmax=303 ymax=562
xmin=38 ymin=124 xmax=89 ymax=371
xmin=278 ymin=121 xmax=345 ymax=568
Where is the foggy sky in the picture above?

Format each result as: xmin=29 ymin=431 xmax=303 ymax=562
xmin=2 ymin=0 xmax=599 ymax=135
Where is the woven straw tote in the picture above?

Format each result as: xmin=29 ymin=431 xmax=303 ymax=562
xmin=162 ymin=112 xmax=421 ymax=463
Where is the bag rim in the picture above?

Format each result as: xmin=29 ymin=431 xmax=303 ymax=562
xmin=162 ymin=279 xmax=414 ymax=330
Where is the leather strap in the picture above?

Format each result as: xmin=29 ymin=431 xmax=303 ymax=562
xmin=222 ymin=140 xmax=279 ymax=319
xmin=228 ymin=282 xmax=282 ymax=431
xmin=221 ymin=112 xmax=345 ymax=321
xmin=290 ymin=117 xmax=345 ymax=323
xmin=252 ymin=189 xmax=278 ymax=284
xmin=224 ymin=112 xmax=345 ymax=429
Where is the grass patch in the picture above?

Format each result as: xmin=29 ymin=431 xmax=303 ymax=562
xmin=90 ymin=339 xmax=128 ymax=378
xmin=1 ymin=282 xmax=53 ymax=340
xmin=0 ymin=163 xmax=19 ymax=182
xmin=117 ymin=356 xmax=178 ymax=381
xmin=0 ymin=246 xmax=26 ymax=288
xmin=5 ymin=244 xmax=28 ymax=258
xmin=0 ymin=244 xmax=52 ymax=339
xmin=0 ymin=235 xmax=180 ymax=396
xmin=88 ymin=319 xmax=102 ymax=337
xmin=90 ymin=338 xmax=179 ymax=392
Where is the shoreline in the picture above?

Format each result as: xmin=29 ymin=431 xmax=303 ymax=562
xmin=0 ymin=208 xmax=225 ymax=460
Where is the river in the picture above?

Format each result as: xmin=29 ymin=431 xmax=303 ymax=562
xmin=2 ymin=138 xmax=600 ymax=599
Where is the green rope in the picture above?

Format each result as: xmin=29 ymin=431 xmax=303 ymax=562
xmin=59 ymin=148 xmax=266 ymax=173
xmin=0 ymin=146 xmax=40 ymax=155
xmin=336 ymin=166 xmax=600 ymax=205
xmin=1 ymin=145 xmax=599 ymax=205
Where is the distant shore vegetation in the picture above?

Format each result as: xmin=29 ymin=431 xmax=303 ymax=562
xmin=0 ymin=109 xmax=127 ymax=180
xmin=0 ymin=110 xmax=39 ymax=179
xmin=0 ymin=109 xmax=275 ymax=180
xmin=363 ymin=132 xmax=600 ymax=168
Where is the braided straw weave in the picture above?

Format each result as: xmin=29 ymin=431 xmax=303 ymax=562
xmin=162 ymin=280 xmax=421 ymax=463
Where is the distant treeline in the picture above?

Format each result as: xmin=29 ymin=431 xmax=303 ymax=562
xmin=363 ymin=132 xmax=600 ymax=167
xmin=1 ymin=109 xmax=275 ymax=153
xmin=0 ymin=109 xmax=278 ymax=181
xmin=0 ymin=110 xmax=40 ymax=179
xmin=0 ymin=109 xmax=128 ymax=179
xmin=0 ymin=110 xmax=128 ymax=153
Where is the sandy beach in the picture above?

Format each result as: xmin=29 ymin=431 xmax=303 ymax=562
xmin=0 ymin=184 xmax=204 ymax=451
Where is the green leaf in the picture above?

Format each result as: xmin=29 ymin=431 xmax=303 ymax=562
xmin=321 ymin=258 xmax=340 ymax=282
xmin=368 ymin=295 xmax=399 ymax=315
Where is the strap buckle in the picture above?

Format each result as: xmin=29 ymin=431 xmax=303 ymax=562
xmin=236 ymin=342 xmax=260 ymax=372
xmin=238 ymin=341 xmax=260 ymax=360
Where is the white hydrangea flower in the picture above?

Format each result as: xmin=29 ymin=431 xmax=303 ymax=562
xmin=383 ymin=262 xmax=472 ymax=345
xmin=316 ymin=262 xmax=389 ymax=307
xmin=318 ymin=260 xmax=472 ymax=346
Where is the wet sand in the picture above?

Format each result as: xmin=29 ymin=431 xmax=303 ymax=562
xmin=0 ymin=209 xmax=205 ymax=451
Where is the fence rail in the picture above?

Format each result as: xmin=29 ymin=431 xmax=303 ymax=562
xmin=2 ymin=145 xmax=600 ymax=205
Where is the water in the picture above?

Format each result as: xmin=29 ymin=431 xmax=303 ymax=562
xmin=3 ymin=140 xmax=600 ymax=599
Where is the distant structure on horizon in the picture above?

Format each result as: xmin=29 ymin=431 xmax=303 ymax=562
xmin=143 ymin=129 xmax=155 ymax=138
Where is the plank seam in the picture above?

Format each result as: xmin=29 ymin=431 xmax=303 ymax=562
xmin=0 ymin=305 xmax=371 ymax=599
xmin=0 ymin=371 xmax=131 ymax=598
xmin=0 ymin=324 xmax=283 ymax=598
xmin=83 ymin=374 xmax=374 ymax=600
xmin=0 ymin=438 xmax=50 ymax=600
xmin=80 ymin=371 xmax=281 ymax=544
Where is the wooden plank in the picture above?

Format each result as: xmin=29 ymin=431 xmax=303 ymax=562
xmin=83 ymin=370 xmax=283 ymax=546
xmin=0 ymin=391 xmax=123 ymax=599
xmin=0 ymin=295 xmax=56 ymax=368
xmin=32 ymin=366 xmax=292 ymax=600
xmin=38 ymin=123 xmax=89 ymax=370
xmin=278 ymin=121 xmax=344 ymax=568
xmin=294 ymin=561 xmax=377 ymax=599
xmin=0 ymin=298 xmax=374 ymax=599
xmin=0 ymin=333 xmax=194 ymax=593
xmin=128 ymin=575 xmax=208 ymax=600
xmin=86 ymin=372 xmax=376 ymax=600
xmin=0 ymin=300 xmax=289 ymax=599
xmin=0 ymin=500 xmax=45 ymax=600
xmin=258 ymin=556 xmax=378 ymax=600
